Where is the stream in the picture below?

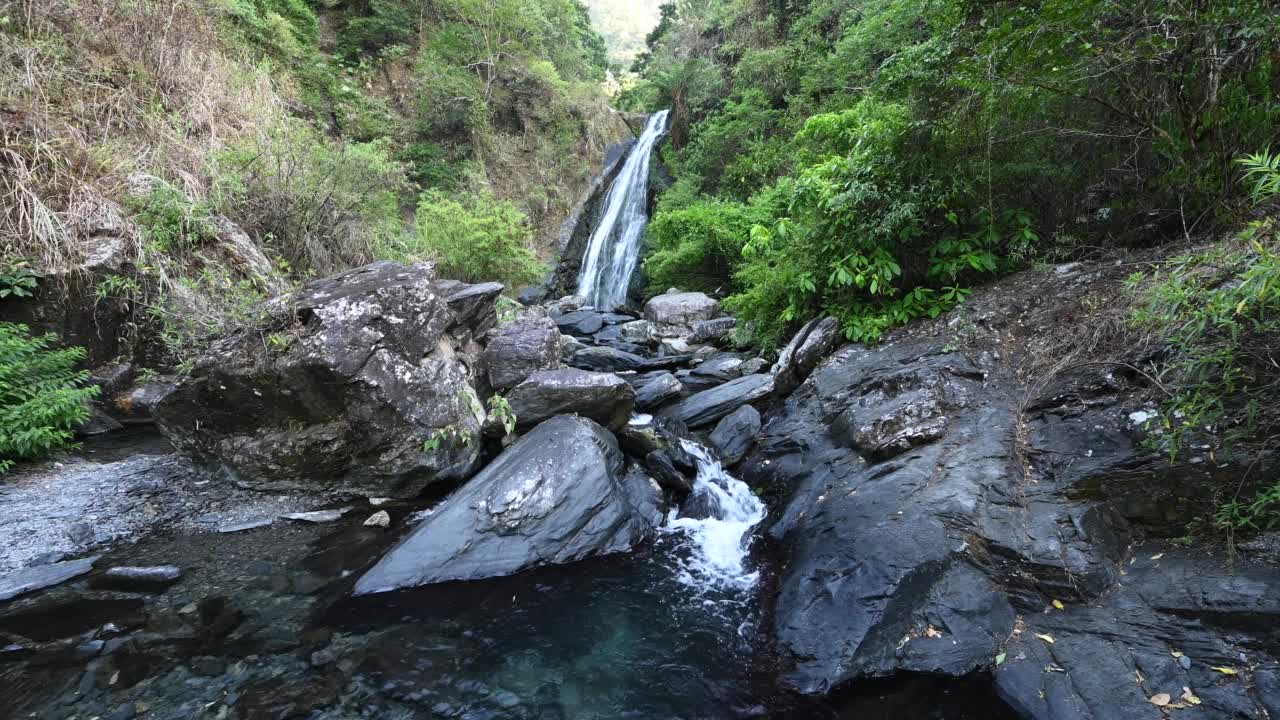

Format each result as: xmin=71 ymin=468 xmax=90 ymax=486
xmin=0 ymin=116 xmax=1017 ymax=719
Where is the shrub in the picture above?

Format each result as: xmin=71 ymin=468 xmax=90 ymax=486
xmin=393 ymin=189 xmax=545 ymax=287
xmin=645 ymin=198 xmax=774 ymax=295
xmin=213 ymin=119 xmax=406 ymax=275
xmin=127 ymin=184 xmax=217 ymax=254
xmin=0 ymin=323 xmax=99 ymax=473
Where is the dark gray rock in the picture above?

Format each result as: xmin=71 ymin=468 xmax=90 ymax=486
xmin=91 ymin=565 xmax=183 ymax=592
xmin=661 ymin=374 xmax=774 ymax=429
xmin=677 ymin=353 xmax=745 ymax=392
xmin=77 ymin=408 xmax=124 ymax=437
xmin=772 ymin=316 xmax=842 ymax=396
xmin=354 ymin=416 xmax=660 ymax=593
xmin=506 ymin=369 xmax=635 ymax=431
xmin=483 ymin=309 xmax=563 ymax=392
xmin=709 ymin=405 xmax=761 ymax=466
xmin=569 ymin=346 xmax=648 ymax=373
xmin=635 ymin=373 xmax=684 ymax=410
xmin=645 ymin=450 xmax=692 ymax=494
xmin=554 ymin=310 xmax=605 ymax=336
xmin=688 ymin=317 xmax=737 ymax=344
xmin=111 ymin=378 xmax=177 ymax=424
xmin=434 ymin=280 xmax=504 ymax=337
xmin=0 ymin=557 xmax=97 ymax=602
xmin=156 ymin=262 xmax=486 ymax=498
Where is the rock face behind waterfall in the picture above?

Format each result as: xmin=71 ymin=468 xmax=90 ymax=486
xmin=740 ymin=267 xmax=1280 ymax=716
xmin=156 ymin=262 xmax=492 ymax=498
xmin=355 ymin=416 xmax=662 ymax=593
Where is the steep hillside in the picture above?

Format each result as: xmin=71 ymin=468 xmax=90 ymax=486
xmin=0 ymin=0 xmax=631 ymax=371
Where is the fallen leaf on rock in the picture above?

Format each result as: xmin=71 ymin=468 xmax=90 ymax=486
xmin=1149 ymin=693 xmax=1171 ymax=707
xmin=1052 ymin=599 xmax=1065 ymax=610
xmin=1035 ymin=633 xmax=1055 ymax=644
xmin=925 ymin=626 xmax=943 ymax=638
xmin=1150 ymin=553 xmax=1164 ymax=560
xmin=1181 ymin=688 xmax=1201 ymax=705
xmin=1171 ymin=650 xmax=1184 ymax=658
xmin=1212 ymin=666 xmax=1238 ymax=676
xmin=995 ymin=653 xmax=1006 ymax=666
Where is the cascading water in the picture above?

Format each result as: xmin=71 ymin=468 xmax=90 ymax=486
xmin=576 ymin=110 xmax=670 ymax=309
xmin=665 ymin=440 xmax=766 ymax=591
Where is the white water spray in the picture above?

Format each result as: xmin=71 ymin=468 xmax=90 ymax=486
xmin=576 ymin=110 xmax=670 ymax=309
xmin=665 ymin=441 xmax=766 ymax=591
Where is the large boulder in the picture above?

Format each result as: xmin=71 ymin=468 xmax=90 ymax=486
xmin=737 ymin=266 xmax=1280 ymax=717
xmin=635 ymin=373 xmax=684 ymax=410
xmin=643 ymin=291 xmax=720 ymax=340
xmin=569 ymin=346 xmax=648 ymax=373
xmin=482 ymin=308 xmax=563 ymax=392
xmin=506 ymin=369 xmax=636 ymax=431
xmin=155 ymin=262 xmax=492 ymax=498
xmin=354 ymin=416 xmax=661 ymax=593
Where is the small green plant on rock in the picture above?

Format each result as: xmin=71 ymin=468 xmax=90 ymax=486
xmin=0 ymin=262 xmax=39 ymax=299
xmin=487 ymin=395 xmax=517 ymax=437
xmin=0 ymin=323 xmax=100 ymax=473
xmin=127 ymin=184 xmax=216 ymax=253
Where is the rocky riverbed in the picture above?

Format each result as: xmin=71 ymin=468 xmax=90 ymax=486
xmin=2 ymin=258 xmax=1278 ymax=720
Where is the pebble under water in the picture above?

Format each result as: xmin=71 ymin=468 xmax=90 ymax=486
xmin=1 ymin=433 xmax=1018 ymax=720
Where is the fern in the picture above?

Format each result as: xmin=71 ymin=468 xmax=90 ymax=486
xmin=0 ymin=323 xmax=100 ymax=473
xmin=1237 ymin=149 xmax=1280 ymax=204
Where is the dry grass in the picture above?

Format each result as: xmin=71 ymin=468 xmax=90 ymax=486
xmin=0 ymin=0 xmax=285 ymax=275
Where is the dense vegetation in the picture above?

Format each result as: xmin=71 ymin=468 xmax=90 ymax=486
xmin=627 ymin=0 xmax=1280 ymax=347
xmin=0 ymin=323 xmax=98 ymax=473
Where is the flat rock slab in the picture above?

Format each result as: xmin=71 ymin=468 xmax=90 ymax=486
xmin=218 ymin=518 xmax=274 ymax=534
xmin=0 ymin=557 xmax=98 ymax=602
xmin=661 ymin=374 xmax=774 ymax=428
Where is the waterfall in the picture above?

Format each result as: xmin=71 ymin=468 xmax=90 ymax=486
xmin=576 ymin=110 xmax=671 ymax=310
xmin=665 ymin=440 xmax=766 ymax=591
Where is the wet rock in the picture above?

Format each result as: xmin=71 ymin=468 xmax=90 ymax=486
xmin=280 ymin=508 xmax=351 ymax=523
xmin=310 ymin=646 xmax=337 ymax=667
xmin=355 ymin=416 xmax=660 ymax=593
xmin=836 ymin=362 xmax=977 ymax=460
xmin=506 ymin=369 xmax=635 ymax=431
xmin=661 ymin=374 xmax=774 ymax=429
xmin=599 ymin=312 xmax=636 ymax=326
xmin=569 ymin=346 xmax=648 ymax=373
xmin=554 ymin=310 xmax=605 ymax=336
xmin=771 ymin=316 xmax=842 ymax=396
xmin=0 ymin=557 xmax=97 ymax=602
xmin=364 ymin=511 xmax=391 ymax=528
xmin=559 ymin=333 xmax=586 ymax=361
xmin=190 ymin=655 xmax=226 ymax=677
xmin=635 ymin=373 xmax=684 ymax=410
xmin=644 ymin=291 xmax=721 ymax=341
xmin=92 ymin=565 xmax=183 ymax=592
xmin=740 ymin=358 xmax=768 ymax=375
xmin=709 ymin=406 xmax=761 ymax=466
xmin=553 ymin=295 xmax=586 ymax=314
xmin=688 ymin=317 xmax=737 ymax=345
xmin=156 ymin=261 xmax=487 ymax=498
xmin=483 ymin=309 xmax=563 ymax=392
xmin=645 ymin=450 xmax=693 ymax=494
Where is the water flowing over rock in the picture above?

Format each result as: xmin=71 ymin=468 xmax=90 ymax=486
xmin=155 ymin=262 xmax=491 ymax=498
xmin=576 ymin=111 xmax=670 ymax=309
xmin=354 ymin=416 xmax=661 ymax=593
xmin=505 ymin=369 xmax=635 ymax=431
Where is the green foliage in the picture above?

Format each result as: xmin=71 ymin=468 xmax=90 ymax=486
xmin=395 ymin=189 xmax=546 ymax=288
xmin=1212 ymin=481 xmax=1280 ymax=534
xmin=1238 ymin=150 xmax=1280 ymax=204
xmin=213 ymin=118 xmax=406 ymax=275
xmin=0 ymin=323 xmax=99 ymax=473
xmin=1127 ymin=219 xmax=1280 ymax=464
xmin=487 ymin=395 xmax=517 ymax=437
xmin=645 ymin=197 xmax=774 ymax=295
xmin=127 ymin=184 xmax=216 ymax=254
xmin=0 ymin=262 xmax=39 ymax=299
xmin=634 ymin=0 xmax=1280 ymax=347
